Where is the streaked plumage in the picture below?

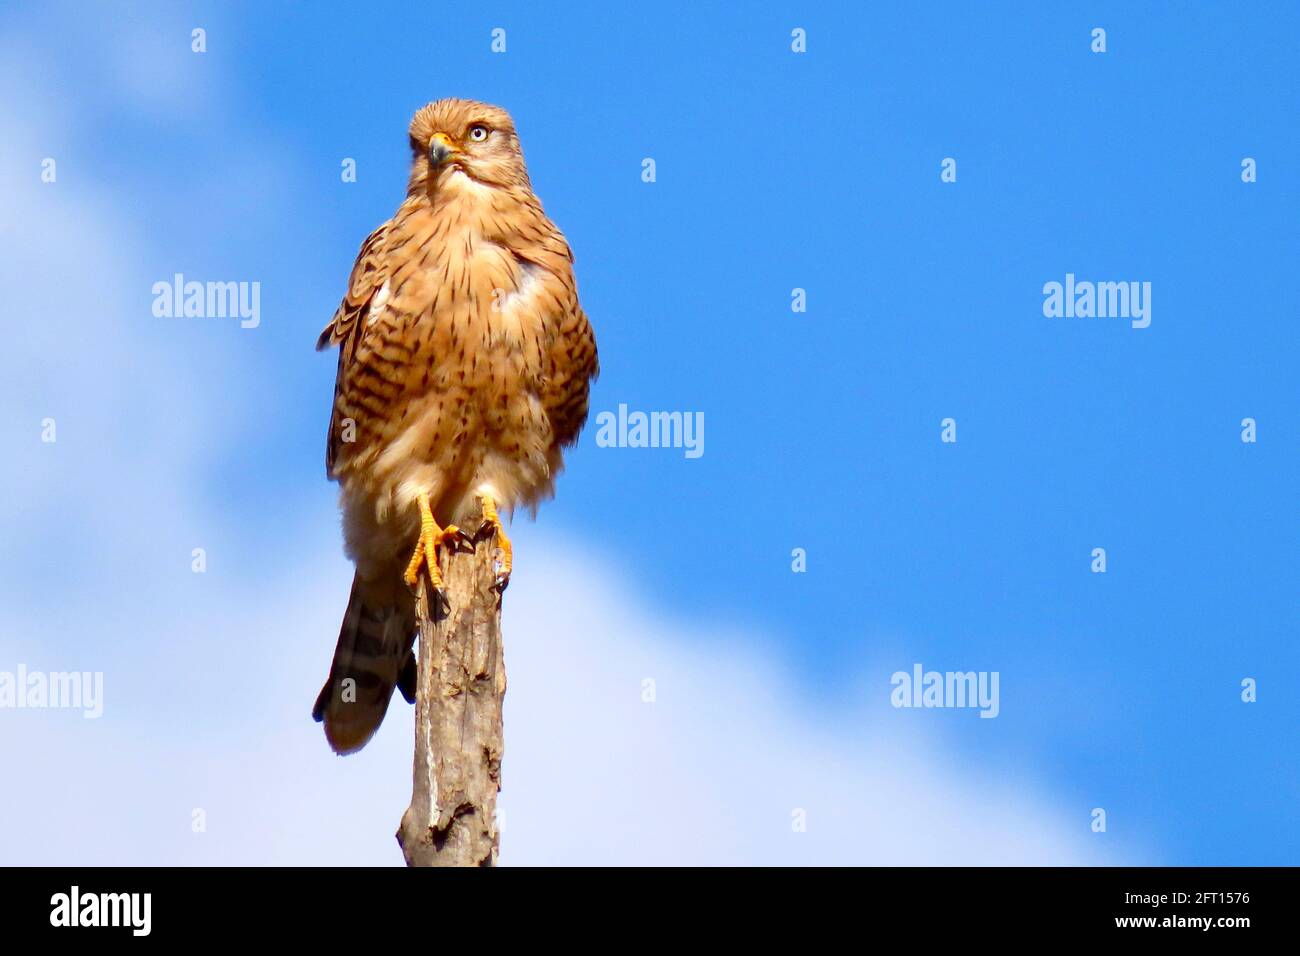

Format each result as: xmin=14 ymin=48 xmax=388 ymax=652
xmin=312 ymin=99 xmax=598 ymax=754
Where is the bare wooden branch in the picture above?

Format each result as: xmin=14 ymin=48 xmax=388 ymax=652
xmin=396 ymin=502 xmax=506 ymax=867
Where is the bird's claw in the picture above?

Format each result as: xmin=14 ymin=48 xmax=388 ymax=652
xmin=403 ymin=494 xmax=465 ymax=604
xmin=476 ymin=493 xmax=513 ymax=598
xmin=449 ymin=527 xmax=476 ymax=552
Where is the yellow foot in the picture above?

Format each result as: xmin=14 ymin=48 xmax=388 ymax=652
xmin=403 ymin=492 xmax=466 ymax=607
xmin=477 ymin=493 xmax=514 ymax=593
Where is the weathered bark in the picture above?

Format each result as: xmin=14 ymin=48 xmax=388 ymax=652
xmin=396 ymin=502 xmax=506 ymax=867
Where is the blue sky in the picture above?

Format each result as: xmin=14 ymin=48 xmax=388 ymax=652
xmin=0 ymin=2 xmax=1296 ymax=864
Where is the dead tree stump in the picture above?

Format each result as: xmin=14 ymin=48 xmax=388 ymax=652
xmin=396 ymin=502 xmax=506 ymax=867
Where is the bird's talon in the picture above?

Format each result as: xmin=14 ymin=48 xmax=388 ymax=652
xmin=402 ymin=540 xmax=427 ymax=591
xmin=403 ymin=493 xmax=461 ymax=594
xmin=475 ymin=493 xmax=514 ymax=594
xmin=436 ymin=524 xmax=463 ymax=552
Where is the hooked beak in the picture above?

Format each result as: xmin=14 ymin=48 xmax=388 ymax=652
xmin=428 ymin=131 xmax=460 ymax=167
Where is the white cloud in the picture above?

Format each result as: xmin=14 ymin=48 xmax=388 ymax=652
xmin=0 ymin=526 xmax=1134 ymax=865
xmin=498 ymin=536 xmax=1129 ymax=865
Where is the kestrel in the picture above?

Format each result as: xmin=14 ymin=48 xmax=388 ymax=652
xmin=312 ymin=99 xmax=598 ymax=754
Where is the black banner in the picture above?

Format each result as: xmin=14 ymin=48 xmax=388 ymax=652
xmin=0 ymin=866 xmax=1288 ymax=940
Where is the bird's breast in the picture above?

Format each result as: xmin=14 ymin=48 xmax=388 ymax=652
xmin=336 ymin=205 xmax=557 ymax=525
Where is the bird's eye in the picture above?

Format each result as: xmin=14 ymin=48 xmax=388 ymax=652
xmin=468 ymin=125 xmax=489 ymax=142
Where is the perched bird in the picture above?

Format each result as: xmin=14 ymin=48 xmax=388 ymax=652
xmin=312 ymin=99 xmax=598 ymax=754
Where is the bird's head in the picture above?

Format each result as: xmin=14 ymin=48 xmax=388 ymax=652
xmin=408 ymin=98 xmax=530 ymax=191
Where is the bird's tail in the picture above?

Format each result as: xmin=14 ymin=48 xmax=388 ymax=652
xmin=312 ymin=573 xmax=417 ymax=755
